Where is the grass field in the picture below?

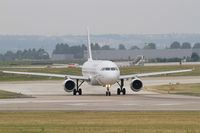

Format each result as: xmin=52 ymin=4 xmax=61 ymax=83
xmin=0 ymin=64 xmax=199 ymax=81
xmin=0 ymin=111 xmax=199 ymax=133
xmin=148 ymin=83 xmax=200 ymax=96
xmin=0 ymin=90 xmax=30 ymax=99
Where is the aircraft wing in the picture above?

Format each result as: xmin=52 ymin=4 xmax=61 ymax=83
xmin=119 ymin=69 xmax=192 ymax=80
xmin=2 ymin=71 xmax=89 ymax=81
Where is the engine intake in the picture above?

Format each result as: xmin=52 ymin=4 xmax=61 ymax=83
xmin=64 ymin=79 xmax=75 ymax=92
xmin=130 ymin=78 xmax=143 ymax=92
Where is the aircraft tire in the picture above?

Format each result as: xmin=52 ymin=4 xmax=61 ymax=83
xmin=106 ymin=91 xmax=111 ymax=96
xmin=117 ymin=88 xmax=121 ymax=95
xmin=78 ymin=89 xmax=82 ymax=95
xmin=73 ymin=89 xmax=77 ymax=95
xmin=122 ymin=88 xmax=126 ymax=95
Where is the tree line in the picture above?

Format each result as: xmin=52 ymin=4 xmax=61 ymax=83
xmin=53 ymin=41 xmax=200 ymax=54
xmin=0 ymin=48 xmax=49 ymax=61
xmin=53 ymin=43 xmax=86 ymax=58
xmin=53 ymin=42 xmax=200 ymax=61
xmin=169 ymin=42 xmax=200 ymax=49
xmin=150 ymin=52 xmax=200 ymax=63
xmin=52 ymin=43 xmax=115 ymax=58
xmin=131 ymin=42 xmax=200 ymax=50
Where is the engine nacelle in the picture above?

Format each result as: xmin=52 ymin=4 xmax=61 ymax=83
xmin=130 ymin=78 xmax=143 ymax=92
xmin=63 ymin=79 xmax=75 ymax=92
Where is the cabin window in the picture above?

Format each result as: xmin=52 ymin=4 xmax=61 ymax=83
xmin=101 ymin=67 xmax=118 ymax=71
xmin=111 ymin=67 xmax=118 ymax=71
xmin=105 ymin=68 xmax=110 ymax=71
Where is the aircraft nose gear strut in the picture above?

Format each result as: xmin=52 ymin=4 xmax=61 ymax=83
xmin=73 ymin=79 xmax=84 ymax=95
xmin=106 ymin=84 xmax=111 ymax=96
xmin=117 ymin=79 xmax=126 ymax=95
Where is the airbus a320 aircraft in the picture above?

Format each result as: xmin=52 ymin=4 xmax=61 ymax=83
xmin=3 ymin=30 xmax=192 ymax=96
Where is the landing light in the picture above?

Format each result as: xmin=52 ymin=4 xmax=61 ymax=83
xmin=106 ymin=84 xmax=111 ymax=88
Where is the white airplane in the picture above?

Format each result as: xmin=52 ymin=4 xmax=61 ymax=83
xmin=2 ymin=30 xmax=192 ymax=96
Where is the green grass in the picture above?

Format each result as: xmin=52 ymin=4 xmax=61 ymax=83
xmin=0 ymin=111 xmax=199 ymax=133
xmin=0 ymin=60 xmax=85 ymax=66
xmin=0 ymin=90 xmax=30 ymax=99
xmin=0 ymin=64 xmax=199 ymax=81
xmin=148 ymin=83 xmax=200 ymax=96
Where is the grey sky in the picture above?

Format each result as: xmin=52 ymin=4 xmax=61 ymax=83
xmin=0 ymin=0 xmax=200 ymax=35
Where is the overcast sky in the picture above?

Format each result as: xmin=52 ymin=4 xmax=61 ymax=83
xmin=0 ymin=0 xmax=200 ymax=35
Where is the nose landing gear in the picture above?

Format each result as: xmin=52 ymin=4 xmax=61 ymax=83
xmin=106 ymin=85 xmax=111 ymax=96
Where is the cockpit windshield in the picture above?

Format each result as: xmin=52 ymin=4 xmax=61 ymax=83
xmin=101 ymin=67 xmax=118 ymax=71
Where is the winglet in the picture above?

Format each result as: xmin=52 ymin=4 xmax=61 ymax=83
xmin=87 ymin=27 xmax=93 ymax=61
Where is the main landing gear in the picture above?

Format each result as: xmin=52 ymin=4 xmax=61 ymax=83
xmin=73 ymin=79 xmax=84 ymax=95
xmin=117 ymin=79 xmax=126 ymax=95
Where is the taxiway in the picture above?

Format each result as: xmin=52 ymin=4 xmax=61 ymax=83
xmin=0 ymin=76 xmax=200 ymax=111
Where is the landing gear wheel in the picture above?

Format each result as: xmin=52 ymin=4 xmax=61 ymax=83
xmin=73 ymin=89 xmax=77 ymax=95
xmin=122 ymin=88 xmax=126 ymax=95
xmin=106 ymin=86 xmax=111 ymax=96
xmin=78 ymin=88 xmax=82 ymax=95
xmin=117 ymin=88 xmax=121 ymax=95
xmin=106 ymin=91 xmax=111 ymax=96
xmin=117 ymin=79 xmax=126 ymax=96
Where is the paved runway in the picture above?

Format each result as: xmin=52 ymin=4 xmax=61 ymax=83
xmin=0 ymin=76 xmax=200 ymax=111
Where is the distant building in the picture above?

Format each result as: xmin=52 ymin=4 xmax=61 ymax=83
xmin=84 ymin=49 xmax=200 ymax=60
xmin=52 ymin=54 xmax=74 ymax=60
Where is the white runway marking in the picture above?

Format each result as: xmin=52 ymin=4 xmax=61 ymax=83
xmin=64 ymin=103 xmax=89 ymax=106
xmin=155 ymin=103 xmax=182 ymax=106
xmin=121 ymin=103 xmax=139 ymax=106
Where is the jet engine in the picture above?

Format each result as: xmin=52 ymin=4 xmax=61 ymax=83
xmin=130 ymin=78 xmax=143 ymax=92
xmin=63 ymin=79 xmax=75 ymax=92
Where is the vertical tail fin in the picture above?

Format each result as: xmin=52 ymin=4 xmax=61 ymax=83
xmin=87 ymin=28 xmax=93 ymax=61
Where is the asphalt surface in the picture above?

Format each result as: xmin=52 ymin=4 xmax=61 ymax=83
xmin=0 ymin=76 xmax=200 ymax=111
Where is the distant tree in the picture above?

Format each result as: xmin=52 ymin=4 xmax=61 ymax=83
xmin=130 ymin=45 xmax=140 ymax=50
xmin=181 ymin=42 xmax=191 ymax=49
xmin=69 ymin=45 xmax=82 ymax=58
xmin=118 ymin=44 xmax=126 ymax=50
xmin=143 ymin=43 xmax=156 ymax=49
xmin=0 ymin=48 xmax=49 ymax=61
xmin=53 ymin=43 xmax=70 ymax=54
xmin=93 ymin=43 xmax=101 ymax=50
xmin=52 ymin=43 xmax=87 ymax=59
xmin=0 ymin=54 xmax=4 ymax=61
xmin=4 ymin=51 xmax=15 ymax=60
xmin=80 ymin=44 xmax=87 ymax=57
xmin=37 ymin=48 xmax=49 ymax=59
xmin=193 ymin=42 xmax=200 ymax=49
xmin=101 ymin=45 xmax=111 ymax=50
xmin=191 ymin=52 xmax=199 ymax=61
xmin=81 ymin=44 xmax=87 ymax=51
xmin=170 ymin=41 xmax=181 ymax=49
xmin=16 ymin=50 xmax=23 ymax=59
xmin=91 ymin=43 xmax=95 ymax=50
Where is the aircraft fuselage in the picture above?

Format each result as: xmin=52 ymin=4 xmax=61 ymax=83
xmin=82 ymin=60 xmax=120 ymax=86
